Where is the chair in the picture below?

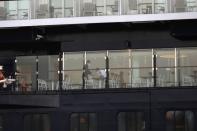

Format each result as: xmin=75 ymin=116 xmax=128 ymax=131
xmin=36 ymin=4 xmax=49 ymax=18
xmin=175 ymin=0 xmax=186 ymax=12
xmin=0 ymin=7 xmax=7 ymax=20
xmin=83 ymin=3 xmax=97 ymax=16
xmin=38 ymin=79 xmax=48 ymax=91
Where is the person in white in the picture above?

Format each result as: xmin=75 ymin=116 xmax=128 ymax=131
xmin=96 ymin=68 xmax=106 ymax=88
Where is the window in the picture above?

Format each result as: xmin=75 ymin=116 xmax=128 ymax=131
xmin=118 ymin=112 xmax=145 ymax=131
xmin=179 ymin=48 xmax=197 ymax=86
xmin=24 ymin=114 xmax=51 ymax=131
xmin=0 ymin=116 xmax=3 ymax=131
xmin=63 ymin=52 xmax=84 ymax=90
xmin=131 ymin=50 xmax=153 ymax=87
xmin=70 ymin=113 xmax=97 ymax=131
xmin=16 ymin=56 xmax=37 ymax=91
xmin=109 ymin=50 xmax=131 ymax=88
xmin=38 ymin=55 xmax=59 ymax=91
xmin=156 ymin=49 xmax=176 ymax=87
xmin=166 ymin=111 xmax=194 ymax=131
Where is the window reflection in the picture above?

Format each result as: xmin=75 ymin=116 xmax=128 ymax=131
xmin=166 ymin=111 xmax=194 ymax=131
xmin=118 ymin=112 xmax=145 ymax=131
xmin=86 ymin=51 xmax=106 ymax=89
xmin=109 ymin=50 xmax=131 ymax=88
xmin=179 ymin=48 xmax=197 ymax=86
xmin=16 ymin=56 xmax=37 ymax=91
xmin=63 ymin=52 xmax=84 ymax=90
xmin=156 ymin=49 xmax=176 ymax=87
xmin=24 ymin=114 xmax=51 ymax=131
xmin=38 ymin=55 xmax=59 ymax=91
xmin=131 ymin=50 xmax=153 ymax=87
xmin=70 ymin=113 xmax=97 ymax=131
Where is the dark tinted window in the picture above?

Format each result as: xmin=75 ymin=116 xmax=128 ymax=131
xmin=24 ymin=114 xmax=50 ymax=131
xmin=166 ymin=111 xmax=194 ymax=131
xmin=70 ymin=113 xmax=97 ymax=131
xmin=118 ymin=112 xmax=145 ymax=131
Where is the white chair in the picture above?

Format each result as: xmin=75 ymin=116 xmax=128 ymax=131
xmin=38 ymin=79 xmax=48 ymax=91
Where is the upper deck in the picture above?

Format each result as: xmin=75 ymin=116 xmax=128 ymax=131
xmin=0 ymin=0 xmax=197 ymax=28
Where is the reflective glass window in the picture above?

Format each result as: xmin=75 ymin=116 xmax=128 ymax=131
xmin=131 ymin=50 xmax=153 ymax=87
xmin=18 ymin=0 xmax=30 ymax=20
xmin=51 ymin=0 xmax=62 ymax=18
xmin=106 ymin=0 xmax=120 ymax=15
xmin=156 ymin=49 xmax=176 ymax=87
xmin=122 ymin=0 xmax=138 ymax=15
xmin=24 ymin=114 xmax=51 ymax=131
xmin=118 ymin=112 xmax=145 ymax=131
xmin=16 ymin=56 xmax=37 ymax=91
xmin=154 ymin=0 xmax=167 ymax=14
xmin=109 ymin=50 xmax=131 ymax=88
xmin=64 ymin=0 xmax=74 ymax=17
xmin=35 ymin=0 xmax=50 ymax=19
xmin=186 ymin=0 xmax=197 ymax=12
xmin=6 ymin=1 xmax=18 ymax=20
xmin=38 ymin=55 xmax=59 ymax=91
xmin=85 ymin=51 xmax=106 ymax=89
xmin=173 ymin=0 xmax=187 ymax=12
xmin=179 ymin=48 xmax=197 ymax=86
xmin=138 ymin=0 xmax=152 ymax=14
xmin=63 ymin=52 xmax=84 ymax=90
xmin=166 ymin=111 xmax=194 ymax=131
xmin=70 ymin=113 xmax=97 ymax=131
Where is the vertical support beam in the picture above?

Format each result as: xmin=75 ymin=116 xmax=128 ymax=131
xmin=153 ymin=50 xmax=157 ymax=87
xmin=105 ymin=51 xmax=109 ymax=89
xmin=59 ymin=52 xmax=63 ymax=92
xmin=36 ymin=56 xmax=39 ymax=91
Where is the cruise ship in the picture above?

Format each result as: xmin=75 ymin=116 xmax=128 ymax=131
xmin=0 ymin=0 xmax=197 ymax=131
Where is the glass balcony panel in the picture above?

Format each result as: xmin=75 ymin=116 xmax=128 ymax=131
xmin=65 ymin=0 xmax=74 ymax=17
xmin=154 ymin=0 xmax=167 ymax=14
xmin=16 ymin=56 xmax=37 ymax=91
xmin=131 ymin=68 xmax=153 ymax=88
xmin=157 ymin=67 xmax=176 ymax=87
xmin=106 ymin=0 xmax=120 ymax=15
xmin=109 ymin=69 xmax=131 ymax=88
xmin=173 ymin=0 xmax=187 ymax=12
xmin=36 ymin=0 xmax=50 ymax=19
xmin=109 ymin=50 xmax=130 ymax=68
xmin=63 ymin=70 xmax=83 ymax=90
xmin=186 ymin=0 xmax=197 ymax=12
xmin=156 ymin=49 xmax=175 ymax=68
xmin=81 ymin=0 xmax=97 ymax=16
xmin=179 ymin=67 xmax=197 ymax=86
xmin=132 ymin=50 xmax=152 ymax=68
xmin=85 ymin=51 xmax=106 ymax=89
xmin=64 ymin=52 xmax=84 ymax=70
xmin=138 ymin=0 xmax=153 ymax=14
xmin=7 ymin=1 xmax=18 ymax=20
xmin=51 ymin=0 xmax=63 ymax=18
xmin=179 ymin=48 xmax=197 ymax=67
xmin=38 ymin=55 xmax=59 ymax=91
xmin=122 ymin=0 xmax=138 ymax=15
xmin=95 ymin=0 xmax=105 ymax=16
xmin=18 ymin=0 xmax=30 ymax=20
xmin=63 ymin=52 xmax=84 ymax=90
